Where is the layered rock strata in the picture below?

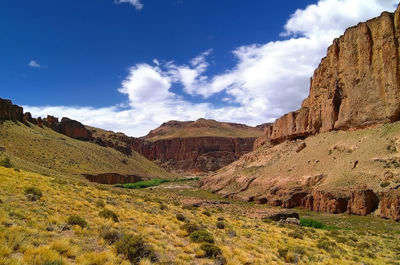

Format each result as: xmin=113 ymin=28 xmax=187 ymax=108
xmin=200 ymin=6 xmax=400 ymax=221
xmin=258 ymin=7 xmax=400 ymax=145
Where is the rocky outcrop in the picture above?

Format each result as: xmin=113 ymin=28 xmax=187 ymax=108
xmin=0 ymin=98 xmax=23 ymax=122
xmin=347 ymin=190 xmax=379 ymax=216
xmin=83 ymin=173 xmax=145 ymax=185
xmin=378 ymin=191 xmax=400 ymax=221
xmin=256 ymin=6 xmax=400 ymax=146
xmin=300 ymin=191 xmax=350 ymax=214
xmin=90 ymin=130 xmax=256 ymax=173
xmin=57 ymin=118 xmax=92 ymax=140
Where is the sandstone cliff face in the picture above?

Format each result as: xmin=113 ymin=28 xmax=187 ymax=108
xmin=0 ymin=98 xmax=23 ymax=122
xmin=137 ymin=137 xmax=256 ymax=173
xmin=89 ymin=128 xmax=256 ymax=173
xmin=200 ymin=6 xmax=400 ymax=221
xmin=260 ymin=7 xmax=400 ymax=145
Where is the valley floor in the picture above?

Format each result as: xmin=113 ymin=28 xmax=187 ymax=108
xmin=0 ymin=167 xmax=399 ymax=265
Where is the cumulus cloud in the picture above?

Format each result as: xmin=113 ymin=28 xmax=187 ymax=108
xmin=114 ymin=0 xmax=143 ymax=10
xmin=25 ymin=0 xmax=399 ymax=137
xmin=28 ymin=60 xmax=43 ymax=68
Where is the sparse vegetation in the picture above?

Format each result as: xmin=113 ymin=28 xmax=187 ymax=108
xmin=99 ymin=209 xmax=119 ymax=222
xmin=0 ymin=157 xmax=11 ymax=168
xmin=118 ymin=179 xmax=170 ymax=189
xmin=190 ymin=230 xmax=215 ymax=243
xmin=0 ymin=161 xmax=399 ymax=264
xmin=24 ymin=187 xmax=43 ymax=201
xmin=115 ymin=234 xmax=157 ymax=264
xmin=176 ymin=213 xmax=186 ymax=222
xmin=67 ymin=215 xmax=88 ymax=228
xmin=200 ymin=243 xmax=222 ymax=258
xmin=216 ymin=221 xmax=225 ymax=229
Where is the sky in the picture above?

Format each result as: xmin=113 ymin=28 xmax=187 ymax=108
xmin=1 ymin=0 xmax=399 ymax=137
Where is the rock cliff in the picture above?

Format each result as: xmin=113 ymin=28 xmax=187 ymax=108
xmin=89 ymin=126 xmax=257 ymax=173
xmin=257 ymin=7 xmax=400 ymax=145
xmin=0 ymin=98 xmax=23 ymax=122
xmin=199 ymin=6 xmax=400 ymax=221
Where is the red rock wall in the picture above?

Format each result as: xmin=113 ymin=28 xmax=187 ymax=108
xmin=0 ymin=98 xmax=23 ymax=122
xmin=134 ymin=137 xmax=256 ymax=173
xmin=259 ymin=6 xmax=400 ymax=145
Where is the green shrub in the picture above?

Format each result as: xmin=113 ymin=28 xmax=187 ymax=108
xmin=200 ymin=243 xmax=222 ymax=258
xmin=176 ymin=213 xmax=186 ymax=222
xmin=99 ymin=209 xmax=119 ymax=222
xmin=300 ymin=218 xmax=324 ymax=229
xmin=190 ymin=230 xmax=214 ymax=243
xmin=0 ymin=157 xmax=11 ymax=168
xmin=24 ymin=187 xmax=43 ymax=201
xmin=119 ymin=179 xmax=170 ymax=189
xmin=380 ymin=182 xmax=390 ymax=188
xmin=180 ymin=223 xmax=200 ymax=234
xmin=67 ymin=215 xmax=88 ymax=228
xmin=216 ymin=221 xmax=225 ymax=229
xmin=115 ymin=234 xmax=158 ymax=264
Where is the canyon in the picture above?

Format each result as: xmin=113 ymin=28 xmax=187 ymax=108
xmin=0 ymin=101 xmax=261 ymax=173
xmin=200 ymin=6 xmax=400 ymax=221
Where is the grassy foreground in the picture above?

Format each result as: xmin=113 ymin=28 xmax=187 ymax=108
xmin=1 ymin=167 xmax=399 ymax=264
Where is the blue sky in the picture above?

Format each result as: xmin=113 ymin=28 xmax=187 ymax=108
xmin=1 ymin=0 xmax=398 ymax=136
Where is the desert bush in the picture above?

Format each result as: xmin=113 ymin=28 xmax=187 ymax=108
xmin=216 ymin=221 xmax=225 ymax=229
xmin=190 ymin=230 xmax=214 ymax=243
xmin=176 ymin=213 xmax=186 ymax=222
xmin=96 ymin=199 xmax=105 ymax=208
xmin=0 ymin=157 xmax=11 ymax=168
xmin=24 ymin=187 xmax=42 ymax=201
xmin=202 ymin=210 xmax=211 ymax=217
xmin=159 ymin=204 xmax=168 ymax=210
xmin=99 ymin=209 xmax=119 ymax=222
xmin=180 ymin=223 xmax=200 ymax=234
xmin=115 ymin=234 xmax=157 ymax=264
xmin=200 ymin=243 xmax=222 ymax=258
xmin=67 ymin=215 xmax=88 ymax=228
xmin=100 ymin=228 xmax=122 ymax=245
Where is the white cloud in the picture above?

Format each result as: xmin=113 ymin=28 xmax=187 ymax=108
xmin=28 ymin=60 xmax=42 ymax=68
xmin=114 ymin=0 xmax=143 ymax=10
xmin=25 ymin=0 xmax=399 ymax=137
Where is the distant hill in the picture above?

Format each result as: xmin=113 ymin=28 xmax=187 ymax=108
xmin=0 ymin=121 xmax=168 ymax=180
xmin=143 ymin=118 xmax=264 ymax=142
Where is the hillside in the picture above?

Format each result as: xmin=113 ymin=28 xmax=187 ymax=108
xmin=143 ymin=119 xmax=264 ymax=142
xmin=200 ymin=5 xmax=400 ymax=220
xmin=0 ymin=121 xmax=168 ymax=180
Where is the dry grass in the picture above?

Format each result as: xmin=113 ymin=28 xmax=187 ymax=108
xmin=0 ymin=167 xmax=399 ymax=264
